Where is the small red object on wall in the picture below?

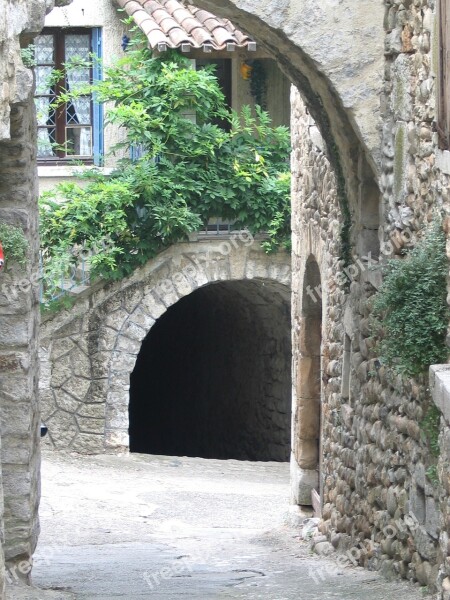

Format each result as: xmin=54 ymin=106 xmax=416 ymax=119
xmin=0 ymin=242 xmax=4 ymax=270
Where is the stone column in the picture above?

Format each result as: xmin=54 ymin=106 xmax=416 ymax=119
xmin=0 ymin=437 xmax=4 ymax=599
xmin=0 ymin=0 xmax=73 ymax=588
xmin=0 ymin=84 xmax=41 ymax=583
xmin=429 ymin=365 xmax=450 ymax=600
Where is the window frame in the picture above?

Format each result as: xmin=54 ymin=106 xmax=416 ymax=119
xmin=35 ymin=27 xmax=103 ymax=165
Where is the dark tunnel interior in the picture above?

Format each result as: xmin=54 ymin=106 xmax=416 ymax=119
xmin=129 ymin=280 xmax=292 ymax=461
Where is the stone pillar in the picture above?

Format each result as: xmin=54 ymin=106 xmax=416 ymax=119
xmin=0 ymin=438 xmax=4 ymax=599
xmin=0 ymin=92 xmax=41 ymax=582
xmin=429 ymin=365 xmax=450 ymax=600
xmin=0 ymin=0 xmax=72 ymax=588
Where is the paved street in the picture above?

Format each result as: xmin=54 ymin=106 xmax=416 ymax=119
xmin=8 ymin=451 xmax=426 ymax=599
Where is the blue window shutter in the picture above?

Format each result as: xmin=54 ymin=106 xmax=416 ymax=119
xmin=92 ymin=28 xmax=103 ymax=166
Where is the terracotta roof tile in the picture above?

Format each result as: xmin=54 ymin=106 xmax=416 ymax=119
xmin=115 ymin=0 xmax=256 ymax=52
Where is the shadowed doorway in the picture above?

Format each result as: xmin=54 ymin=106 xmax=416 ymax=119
xmin=129 ymin=280 xmax=291 ymax=461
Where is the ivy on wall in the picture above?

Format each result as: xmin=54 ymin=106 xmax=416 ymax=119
xmin=0 ymin=223 xmax=29 ymax=268
xmin=421 ymin=403 xmax=441 ymax=484
xmin=40 ymin=34 xmax=291 ymax=300
xmin=371 ymin=219 xmax=449 ymax=378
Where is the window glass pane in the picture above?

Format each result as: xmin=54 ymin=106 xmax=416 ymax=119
xmin=35 ymin=66 xmax=55 ymax=95
xmin=66 ymin=126 xmax=92 ymax=156
xmin=35 ymin=35 xmax=55 ymax=65
xmin=66 ymin=96 xmax=91 ymax=125
xmin=65 ymin=35 xmax=91 ymax=97
xmin=37 ymin=128 xmax=56 ymax=157
xmin=65 ymin=34 xmax=90 ymax=65
xmin=35 ymin=97 xmax=56 ymax=126
xmin=66 ymin=67 xmax=90 ymax=92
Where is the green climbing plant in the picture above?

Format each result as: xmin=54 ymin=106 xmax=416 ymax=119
xmin=0 ymin=223 xmax=29 ymax=268
xmin=371 ymin=219 xmax=449 ymax=378
xmin=421 ymin=403 xmax=441 ymax=485
xmin=40 ymin=31 xmax=291 ymax=301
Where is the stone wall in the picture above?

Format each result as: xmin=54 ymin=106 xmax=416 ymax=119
xmin=380 ymin=2 xmax=450 ymax=592
xmin=430 ymin=365 xmax=450 ymax=599
xmin=290 ymin=77 xmax=445 ymax=595
xmin=0 ymin=95 xmax=41 ymax=586
xmin=40 ymin=240 xmax=291 ymax=456
xmin=0 ymin=0 xmax=71 ymax=593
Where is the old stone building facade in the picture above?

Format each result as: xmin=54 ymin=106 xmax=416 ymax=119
xmin=2 ymin=0 xmax=450 ymax=599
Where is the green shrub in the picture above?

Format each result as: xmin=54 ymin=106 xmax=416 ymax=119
xmin=40 ymin=35 xmax=291 ymax=300
xmin=0 ymin=223 xmax=29 ymax=268
xmin=371 ymin=219 xmax=449 ymax=377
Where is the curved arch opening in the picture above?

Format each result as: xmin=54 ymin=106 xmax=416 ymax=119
xmin=194 ymin=0 xmax=382 ymax=262
xmin=129 ymin=280 xmax=291 ymax=461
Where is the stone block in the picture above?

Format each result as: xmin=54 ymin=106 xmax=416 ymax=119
xmin=61 ymin=377 xmax=90 ymax=402
xmin=104 ymin=404 xmax=128 ymax=430
xmin=76 ymin=404 xmax=106 ymax=419
xmin=71 ymin=433 xmax=104 ymax=455
xmin=298 ymin=316 xmax=322 ymax=354
xmin=128 ymin=307 xmax=154 ymax=332
xmin=0 ymin=316 xmax=30 ymax=346
xmin=290 ymin=456 xmax=318 ymax=506
xmin=0 ymin=404 xmax=31 ymax=437
xmin=49 ymin=337 xmax=75 ymax=361
xmin=296 ymin=399 xmax=320 ymax=438
xmin=429 ymin=365 xmax=450 ymax=426
xmin=90 ymin=353 xmax=111 ymax=379
xmin=295 ymin=439 xmax=319 ymax=470
xmin=75 ymin=417 xmax=104 ymax=435
xmin=140 ymin=293 xmax=166 ymax=319
xmin=115 ymin=334 xmax=141 ymax=355
xmin=105 ymin=429 xmax=129 ymax=451
xmin=297 ymin=356 xmax=321 ymax=399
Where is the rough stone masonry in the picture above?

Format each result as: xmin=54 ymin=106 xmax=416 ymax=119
xmin=0 ymin=1 xmax=71 ymax=597
xmin=196 ymin=0 xmax=450 ymax=597
xmin=2 ymin=0 xmax=450 ymax=599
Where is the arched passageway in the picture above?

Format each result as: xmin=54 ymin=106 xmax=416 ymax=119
xmin=129 ymin=280 xmax=291 ymax=461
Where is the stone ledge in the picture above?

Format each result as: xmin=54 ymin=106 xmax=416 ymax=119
xmin=37 ymin=166 xmax=114 ymax=178
xmin=429 ymin=364 xmax=450 ymax=425
xmin=436 ymin=150 xmax=450 ymax=176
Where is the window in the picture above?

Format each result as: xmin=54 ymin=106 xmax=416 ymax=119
xmin=438 ymin=0 xmax=450 ymax=149
xmin=196 ymin=59 xmax=232 ymax=130
xmin=34 ymin=28 xmax=103 ymax=164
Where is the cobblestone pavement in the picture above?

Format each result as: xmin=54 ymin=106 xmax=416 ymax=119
xmin=8 ymin=451 xmax=427 ymax=599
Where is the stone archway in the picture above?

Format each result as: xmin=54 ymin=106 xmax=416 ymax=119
xmin=40 ymin=240 xmax=291 ymax=455
xmin=102 ymin=246 xmax=291 ymax=454
xmin=194 ymin=0 xmax=383 ymax=282
xmin=128 ymin=279 xmax=291 ymax=461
